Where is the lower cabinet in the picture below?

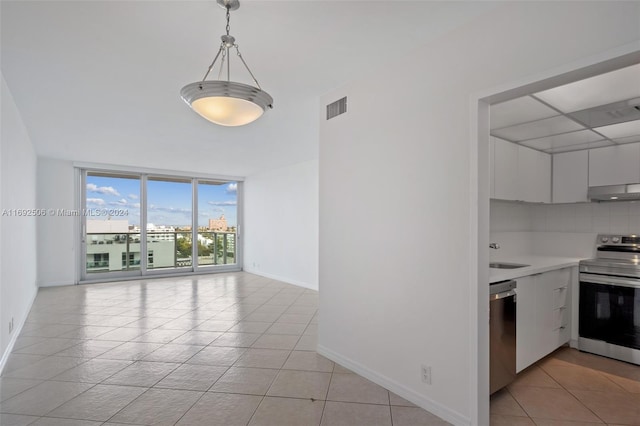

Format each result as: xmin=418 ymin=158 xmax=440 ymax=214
xmin=516 ymin=268 xmax=571 ymax=372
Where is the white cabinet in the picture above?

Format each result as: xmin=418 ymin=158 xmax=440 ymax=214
xmin=589 ymin=144 xmax=640 ymax=186
xmin=515 ymin=275 xmax=537 ymax=371
xmin=518 ymin=147 xmax=551 ymax=203
xmin=553 ymin=150 xmax=589 ymax=203
xmin=491 ymin=137 xmax=551 ymax=202
xmin=490 ymin=137 xmax=496 ymax=199
xmin=516 ymin=267 xmax=571 ymax=372
xmin=493 ymin=137 xmax=519 ymax=200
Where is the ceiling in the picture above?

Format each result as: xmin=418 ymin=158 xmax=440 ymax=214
xmin=490 ymin=63 xmax=640 ymax=154
xmin=1 ymin=0 xmax=497 ymax=176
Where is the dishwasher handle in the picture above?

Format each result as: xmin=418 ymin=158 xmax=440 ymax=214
xmin=491 ymin=289 xmax=517 ymax=301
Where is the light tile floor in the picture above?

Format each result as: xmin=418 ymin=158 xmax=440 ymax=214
xmin=0 ymin=272 xmax=450 ymax=426
xmin=491 ymin=346 xmax=640 ymax=425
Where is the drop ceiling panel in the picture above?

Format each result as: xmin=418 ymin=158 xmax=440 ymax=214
xmin=547 ymin=140 xmax=614 ymax=154
xmin=595 ymin=120 xmax=640 ymax=139
xmin=614 ymin=135 xmax=640 ymax=144
xmin=490 ymin=96 xmax=557 ymax=130
xmin=520 ymin=129 xmax=604 ymax=151
xmin=534 ymin=64 xmax=640 ymax=113
xmin=491 ymin=115 xmax=585 ymax=142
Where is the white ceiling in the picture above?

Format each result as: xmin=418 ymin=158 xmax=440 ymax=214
xmin=490 ymin=63 xmax=640 ymax=154
xmin=1 ymin=0 xmax=496 ymax=176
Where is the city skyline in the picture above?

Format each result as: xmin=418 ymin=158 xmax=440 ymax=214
xmin=85 ymin=175 xmax=238 ymax=228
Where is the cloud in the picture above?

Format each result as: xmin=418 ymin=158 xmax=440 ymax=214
xmin=87 ymin=198 xmax=105 ymax=206
xmin=208 ymin=200 xmax=237 ymax=206
xmin=148 ymin=204 xmax=192 ymax=216
xmin=226 ymin=183 xmax=237 ymax=194
xmin=87 ymin=183 xmax=120 ymax=196
xmin=128 ymin=194 xmax=138 ymax=200
xmin=108 ymin=199 xmax=140 ymax=209
xmin=109 ymin=198 xmax=129 ymax=206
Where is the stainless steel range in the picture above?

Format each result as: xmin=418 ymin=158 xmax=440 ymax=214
xmin=579 ymin=234 xmax=640 ymax=365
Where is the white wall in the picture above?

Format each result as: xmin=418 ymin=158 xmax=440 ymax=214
xmin=490 ymin=199 xmax=640 ymax=258
xmin=490 ymin=200 xmax=533 ymax=232
xmin=244 ymin=159 xmax=318 ymax=290
xmin=0 ymin=74 xmax=38 ymax=368
xmin=532 ymin=201 xmax=640 ymax=234
xmin=318 ymin=3 xmax=640 ymax=425
xmin=37 ymin=157 xmax=76 ymax=286
xmin=491 ymin=199 xmax=640 ymax=234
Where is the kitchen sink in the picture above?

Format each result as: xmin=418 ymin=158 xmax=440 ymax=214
xmin=489 ymin=262 xmax=530 ymax=269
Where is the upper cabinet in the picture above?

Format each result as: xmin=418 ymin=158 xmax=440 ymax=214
xmin=492 ymin=137 xmax=519 ymax=200
xmin=491 ymin=137 xmax=551 ymax=203
xmin=491 ymin=138 xmax=640 ymax=204
xmin=518 ymin=146 xmax=551 ymax=203
xmin=588 ymin=144 xmax=640 ymax=186
xmin=553 ymin=150 xmax=589 ymax=203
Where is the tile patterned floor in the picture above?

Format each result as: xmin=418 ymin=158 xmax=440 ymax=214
xmin=0 ymin=272 xmax=450 ymax=426
xmin=491 ymin=346 xmax=640 ymax=425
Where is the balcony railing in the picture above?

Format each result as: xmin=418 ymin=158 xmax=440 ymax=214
xmin=86 ymin=231 xmax=236 ymax=273
xmin=86 ymin=260 xmax=109 ymax=269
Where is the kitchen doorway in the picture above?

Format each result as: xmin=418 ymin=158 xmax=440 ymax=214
xmin=472 ymin=45 xmax=640 ymax=425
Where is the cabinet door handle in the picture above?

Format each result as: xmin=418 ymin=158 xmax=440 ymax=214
xmin=554 ymin=325 xmax=567 ymax=331
xmin=554 ymin=286 xmax=568 ymax=292
xmin=554 ymin=306 xmax=566 ymax=311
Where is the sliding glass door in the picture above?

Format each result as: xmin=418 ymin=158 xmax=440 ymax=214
xmin=197 ymin=180 xmax=238 ymax=267
xmin=147 ymin=176 xmax=193 ymax=271
xmin=81 ymin=170 xmax=241 ymax=281
xmin=83 ymin=172 xmax=141 ymax=278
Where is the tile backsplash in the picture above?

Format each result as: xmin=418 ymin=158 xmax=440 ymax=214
xmin=491 ymin=199 xmax=640 ymax=234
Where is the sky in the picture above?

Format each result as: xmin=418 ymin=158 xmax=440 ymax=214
xmin=86 ymin=174 xmax=237 ymax=228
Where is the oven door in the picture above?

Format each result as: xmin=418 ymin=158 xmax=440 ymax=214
xmin=579 ymin=273 xmax=640 ymax=350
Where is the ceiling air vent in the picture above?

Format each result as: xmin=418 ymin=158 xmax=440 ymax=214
xmin=326 ymin=97 xmax=347 ymax=120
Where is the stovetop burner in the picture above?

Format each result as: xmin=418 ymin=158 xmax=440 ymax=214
xmin=580 ymin=234 xmax=640 ymax=278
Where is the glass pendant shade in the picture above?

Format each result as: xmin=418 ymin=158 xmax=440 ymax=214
xmin=181 ymin=80 xmax=273 ymax=127
xmin=193 ymin=97 xmax=262 ymax=127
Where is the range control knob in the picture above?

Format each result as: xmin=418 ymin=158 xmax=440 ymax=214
xmin=601 ymin=236 xmax=609 ymax=243
xmin=612 ymin=236 xmax=621 ymax=243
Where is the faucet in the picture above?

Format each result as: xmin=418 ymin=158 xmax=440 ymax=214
xmin=489 ymin=243 xmax=500 ymax=249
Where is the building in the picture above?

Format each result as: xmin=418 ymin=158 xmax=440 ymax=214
xmin=85 ymin=220 xmax=176 ymax=272
xmin=1 ymin=2 xmax=639 ymax=425
xmin=208 ymin=215 xmax=228 ymax=231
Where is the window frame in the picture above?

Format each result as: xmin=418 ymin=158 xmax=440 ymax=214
xmin=78 ymin=166 xmax=243 ymax=283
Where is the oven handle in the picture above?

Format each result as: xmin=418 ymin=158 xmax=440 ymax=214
xmin=579 ymin=273 xmax=640 ymax=289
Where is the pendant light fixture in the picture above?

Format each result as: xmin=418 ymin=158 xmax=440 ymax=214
xmin=181 ymin=0 xmax=273 ymax=127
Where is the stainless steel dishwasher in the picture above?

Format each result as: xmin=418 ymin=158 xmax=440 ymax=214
xmin=490 ymin=279 xmax=517 ymax=394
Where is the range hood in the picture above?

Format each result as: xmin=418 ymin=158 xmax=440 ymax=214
xmin=568 ymin=98 xmax=640 ymax=128
xmin=588 ymin=184 xmax=640 ymax=201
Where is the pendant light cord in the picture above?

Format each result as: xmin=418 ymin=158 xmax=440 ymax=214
xmin=200 ymin=2 xmax=264 ymax=90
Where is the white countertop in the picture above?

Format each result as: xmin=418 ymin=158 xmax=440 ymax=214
xmin=489 ymin=255 xmax=584 ymax=283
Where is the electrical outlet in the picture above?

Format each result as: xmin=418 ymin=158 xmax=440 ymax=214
xmin=421 ymin=365 xmax=432 ymax=384
xmin=9 ymin=317 xmax=14 ymax=334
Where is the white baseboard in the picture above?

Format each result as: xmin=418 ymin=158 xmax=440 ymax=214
xmin=0 ymin=288 xmax=38 ymax=374
xmin=242 ymin=268 xmax=318 ymax=291
xmin=317 ymin=344 xmax=471 ymax=426
xmin=38 ymin=280 xmax=75 ymax=287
